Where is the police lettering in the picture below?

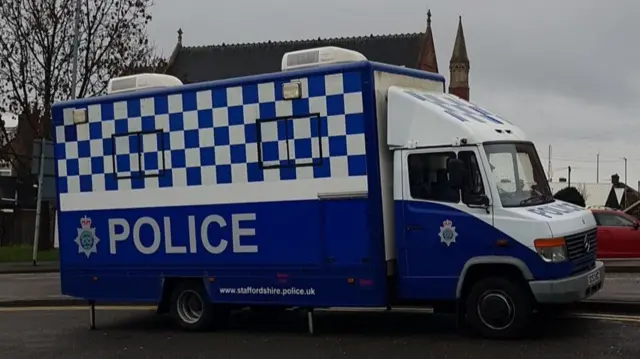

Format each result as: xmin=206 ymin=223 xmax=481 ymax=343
xmin=107 ymin=213 xmax=257 ymax=255
xmin=527 ymin=202 xmax=584 ymax=219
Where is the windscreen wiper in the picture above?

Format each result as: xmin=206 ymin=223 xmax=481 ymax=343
xmin=520 ymin=195 xmax=546 ymax=205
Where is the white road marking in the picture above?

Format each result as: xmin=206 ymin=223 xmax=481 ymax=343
xmin=0 ymin=273 xmax=60 ymax=280
xmin=0 ymin=305 xmax=156 ymax=312
xmin=567 ymin=312 xmax=640 ymax=323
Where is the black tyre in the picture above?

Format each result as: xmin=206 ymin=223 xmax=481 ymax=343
xmin=464 ymin=276 xmax=534 ymax=339
xmin=170 ymin=281 xmax=227 ymax=331
xmin=251 ymin=305 xmax=288 ymax=315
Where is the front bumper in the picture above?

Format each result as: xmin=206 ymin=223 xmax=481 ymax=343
xmin=529 ymin=260 xmax=605 ymax=303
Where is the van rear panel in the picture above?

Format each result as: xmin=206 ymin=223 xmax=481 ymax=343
xmin=53 ymin=62 xmax=444 ymax=307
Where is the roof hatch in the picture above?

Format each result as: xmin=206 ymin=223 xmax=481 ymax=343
xmin=281 ymin=46 xmax=367 ymax=71
xmin=107 ymin=73 xmax=183 ymax=95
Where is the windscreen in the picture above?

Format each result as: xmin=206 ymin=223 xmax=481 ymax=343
xmin=484 ymin=142 xmax=553 ymax=207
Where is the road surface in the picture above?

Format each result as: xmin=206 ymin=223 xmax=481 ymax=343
xmin=0 ymin=307 xmax=639 ymax=359
xmin=0 ymin=273 xmax=68 ymax=304
xmin=1 ymin=272 xmax=639 ymax=305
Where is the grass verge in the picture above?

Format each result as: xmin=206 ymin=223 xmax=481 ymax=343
xmin=0 ymin=246 xmax=59 ymax=263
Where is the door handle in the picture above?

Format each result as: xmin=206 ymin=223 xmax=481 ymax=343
xmin=406 ymin=225 xmax=423 ymax=232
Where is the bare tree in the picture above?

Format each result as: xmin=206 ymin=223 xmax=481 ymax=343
xmin=0 ymin=0 xmax=164 ymax=247
xmin=574 ymin=183 xmax=588 ymax=202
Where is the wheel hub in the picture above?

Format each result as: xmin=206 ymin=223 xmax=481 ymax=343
xmin=476 ymin=291 xmax=515 ymax=331
xmin=176 ymin=290 xmax=204 ymax=324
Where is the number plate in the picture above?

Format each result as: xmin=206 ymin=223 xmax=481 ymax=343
xmin=587 ymin=270 xmax=601 ymax=286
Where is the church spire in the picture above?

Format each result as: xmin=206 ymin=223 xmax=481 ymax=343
xmin=449 ymin=16 xmax=470 ymax=100
xmin=450 ymin=16 xmax=469 ymax=64
xmin=416 ymin=9 xmax=439 ymax=73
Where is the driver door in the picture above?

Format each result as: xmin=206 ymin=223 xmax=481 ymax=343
xmin=398 ymin=146 xmax=493 ymax=300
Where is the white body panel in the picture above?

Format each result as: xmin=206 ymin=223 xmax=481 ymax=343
xmin=387 ymin=87 xmax=595 ymax=252
xmin=387 ymin=87 xmax=526 ymax=148
xmin=372 ymin=71 xmax=444 ymax=263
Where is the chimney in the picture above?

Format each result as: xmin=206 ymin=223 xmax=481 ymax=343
xmin=611 ymin=173 xmax=620 ymax=185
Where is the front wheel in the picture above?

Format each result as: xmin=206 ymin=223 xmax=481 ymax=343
xmin=464 ymin=277 xmax=534 ymax=339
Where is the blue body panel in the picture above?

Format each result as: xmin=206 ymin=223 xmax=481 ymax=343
xmin=59 ymin=198 xmax=381 ymax=306
xmin=53 ymin=62 xmax=446 ymax=307
xmin=393 ymin=201 xmax=572 ymax=301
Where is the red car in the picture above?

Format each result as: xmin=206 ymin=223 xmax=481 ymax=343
xmin=590 ymin=208 xmax=640 ymax=258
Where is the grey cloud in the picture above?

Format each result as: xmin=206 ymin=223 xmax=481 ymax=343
xmin=461 ymin=1 xmax=640 ymax=108
xmin=146 ymin=0 xmax=639 ymax=184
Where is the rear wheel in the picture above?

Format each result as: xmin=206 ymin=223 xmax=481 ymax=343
xmin=170 ymin=281 xmax=228 ymax=331
xmin=251 ymin=305 xmax=288 ymax=315
xmin=464 ymin=277 xmax=534 ymax=339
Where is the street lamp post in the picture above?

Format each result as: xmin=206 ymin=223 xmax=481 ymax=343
xmin=70 ymin=0 xmax=82 ymax=100
xmin=32 ymin=0 xmax=82 ymax=265
xmin=624 ymin=157 xmax=628 ymax=186
xmin=623 ymin=157 xmax=628 ymax=208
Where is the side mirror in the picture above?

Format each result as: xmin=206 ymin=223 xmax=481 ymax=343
xmin=634 ymin=222 xmax=639 ymax=230
xmin=467 ymin=194 xmax=490 ymax=207
xmin=447 ymin=158 xmax=465 ymax=189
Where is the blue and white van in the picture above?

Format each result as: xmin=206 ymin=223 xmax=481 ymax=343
xmin=52 ymin=46 xmax=604 ymax=339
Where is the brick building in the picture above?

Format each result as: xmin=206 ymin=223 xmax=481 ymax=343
xmin=162 ymin=10 xmax=471 ymax=101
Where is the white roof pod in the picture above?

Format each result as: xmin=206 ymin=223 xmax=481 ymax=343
xmin=386 ymin=86 xmax=525 ymax=148
xmin=281 ymin=46 xmax=367 ymax=71
xmin=107 ymin=73 xmax=183 ymax=95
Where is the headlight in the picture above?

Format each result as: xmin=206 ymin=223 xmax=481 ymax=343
xmin=533 ymin=237 xmax=568 ymax=263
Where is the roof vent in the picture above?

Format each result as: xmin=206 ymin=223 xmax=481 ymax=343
xmin=107 ymin=73 xmax=183 ymax=95
xmin=281 ymin=46 xmax=367 ymax=71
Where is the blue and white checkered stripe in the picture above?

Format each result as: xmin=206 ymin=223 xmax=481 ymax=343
xmin=55 ymin=71 xmax=367 ymax=195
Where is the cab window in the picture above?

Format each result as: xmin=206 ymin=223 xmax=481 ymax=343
xmin=407 ymin=150 xmax=486 ymax=204
xmin=408 ymin=152 xmax=459 ymax=203
xmin=458 ymin=150 xmax=486 ymax=201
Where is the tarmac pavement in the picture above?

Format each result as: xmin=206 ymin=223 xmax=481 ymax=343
xmin=1 ymin=307 xmax=640 ymax=359
xmin=591 ymin=272 xmax=640 ymax=302
xmin=1 ymin=259 xmax=639 ymax=274
xmin=1 ymin=271 xmax=639 ymax=311
xmin=0 ymin=261 xmax=59 ymax=274
xmin=0 ymin=273 xmax=75 ymax=306
xmin=603 ymin=259 xmax=640 ymax=273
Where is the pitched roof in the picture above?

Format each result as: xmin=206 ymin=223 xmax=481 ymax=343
xmin=165 ymin=32 xmax=427 ymax=83
xmin=417 ymin=10 xmax=439 ymax=73
xmin=548 ymin=181 xmax=640 ymax=210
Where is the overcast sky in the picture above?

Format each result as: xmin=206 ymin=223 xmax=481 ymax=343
xmin=144 ymin=0 xmax=639 ymax=186
xmin=7 ymin=0 xmax=638 ymax=187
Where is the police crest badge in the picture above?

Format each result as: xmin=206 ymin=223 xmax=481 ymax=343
xmin=74 ymin=216 xmax=100 ymax=258
xmin=438 ymin=219 xmax=458 ymax=247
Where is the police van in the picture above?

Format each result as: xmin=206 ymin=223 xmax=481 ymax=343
xmin=52 ymin=46 xmax=604 ymax=338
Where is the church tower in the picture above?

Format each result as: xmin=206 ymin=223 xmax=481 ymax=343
xmin=449 ymin=16 xmax=470 ymax=100
xmin=416 ymin=10 xmax=439 ymax=73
